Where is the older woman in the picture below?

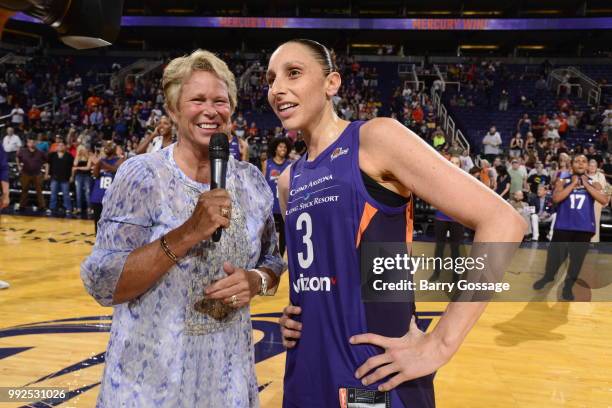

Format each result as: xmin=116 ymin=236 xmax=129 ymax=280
xmin=81 ymin=49 xmax=284 ymax=407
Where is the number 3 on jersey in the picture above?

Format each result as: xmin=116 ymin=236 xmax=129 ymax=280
xmin=296 ymin=212 xmax=314 ymax=269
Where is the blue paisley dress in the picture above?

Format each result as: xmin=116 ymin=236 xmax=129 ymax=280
xmin=81 ymin=144 xmax=285 ymax=407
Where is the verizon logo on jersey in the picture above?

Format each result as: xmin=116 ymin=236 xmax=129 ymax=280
xmin=292 ymin=273 xmax=337 ymax=293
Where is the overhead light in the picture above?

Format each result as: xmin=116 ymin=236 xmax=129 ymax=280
xmin=517 ymin=45 xmax=546 ymax=50
xmin=166 ymin=8 xmax=196 ymax=14
xmin=463 ymin=10 xmax=503 ymax=16
xmin=0 ymin=0 xmax=123 ymax=49
xmin=523 ymin=9 xmax=563 ymax=14
xmin=459 ymin=45 xmax=499 ymax=50
xmin=351 ymin=43 xmax=384 ymax=48
xmin=405 ymin=11 xmax=453 ymax=15
xmin=586 ymin=8 xmax=612 ymax=14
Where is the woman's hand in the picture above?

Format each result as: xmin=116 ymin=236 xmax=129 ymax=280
xmin=183 ymin=188 xmax=232 ymax=242
xmin=0 ymin=193 xmax=9 ymax=210
xmin=204 ymin=262 xmax=260 ymax=308
xmin=350 ymin=316 xmax=450 ymax=392
xmin=279 ymin=304 xmax=302 ymax=348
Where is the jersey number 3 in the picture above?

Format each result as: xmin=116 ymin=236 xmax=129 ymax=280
xmin=296 ymin=212 xmax=314 ymax=269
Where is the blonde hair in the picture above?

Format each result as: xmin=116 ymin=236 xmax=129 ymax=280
xmin=76 ymin=144 xmax=89 ymax=161
xmin=162 ymin=49 xmax=237 ymax=114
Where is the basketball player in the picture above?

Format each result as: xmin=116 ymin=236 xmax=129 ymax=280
xmin=0 ymin=143 xmax=9 ymax=289
xmin=263 ymin=137 xmax=292 ymax=256
xmin=90 ymin=142 xmax=124 ymax=234
xmin=533 ymin=154 xmax=609 ymax=300
xmin=268 ymin=39 xmax=526 ymax=407
xmin=229 ymin=131 xmax=249 ymax=161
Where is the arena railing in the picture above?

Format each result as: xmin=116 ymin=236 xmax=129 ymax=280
xmin=0 ymin=113 xmax=10 ymax=130
xmin=434 ymin=64 xmax=460 ymax=93
xmin=548 ymin=66 xmax=601 ymax=106
xmin=431 ymin=87 xmax=469 ymax=154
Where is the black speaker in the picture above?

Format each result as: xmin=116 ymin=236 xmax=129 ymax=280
xmin=0 ymin=0 xmax=124 ymax=49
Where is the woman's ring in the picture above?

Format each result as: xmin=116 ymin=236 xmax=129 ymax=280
xmin=220 ymin=207 xmax=231 ymax=219
xmin=230 ymin=294 xmax=238 ymax=306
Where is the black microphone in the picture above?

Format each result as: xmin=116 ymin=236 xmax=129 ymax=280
xmin=209 ymin=133 xmax=230 ymax=242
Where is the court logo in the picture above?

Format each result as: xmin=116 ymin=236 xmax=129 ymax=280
xmin=331 ymin=147 xmax=349 ymax=161
xmin=0 ymin=314 xmax=287 ymax=405
xmin=0 ymin=312 xmax=443 ymax=405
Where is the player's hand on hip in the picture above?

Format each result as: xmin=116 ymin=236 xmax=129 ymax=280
xmin=184 ymin=189 xmax=232 ymax=242
xmin=350 ymin=316 xmax=449 ymax=392
xmin=279 ymin=304 xmax=302 ymax=348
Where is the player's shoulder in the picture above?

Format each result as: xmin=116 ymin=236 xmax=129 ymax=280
xmin=278 ymin=161 xmax=294 ymax=187
xmin=359 ymin=117 xmax=416 ymax=156
xmin=360 ymin=117 xmax=404 ymax=138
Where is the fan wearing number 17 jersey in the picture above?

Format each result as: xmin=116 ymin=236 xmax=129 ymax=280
xmin=533 ymin=154 xmax=609 ymax=300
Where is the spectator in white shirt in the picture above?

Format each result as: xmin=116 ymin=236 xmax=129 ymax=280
xmin=459 ymin=149 xmax=474 ymax=172
xmin=10 ymin=103 xmax=25 ymax=127
xmin=482 ymin=126 xmax=502 ymax=162
xmin=543 ymin=124 xmax=560 ymax=140
xmin=2 ymin=127 xmax=22 ymax=162
xmin=40 ymin=107 xmax=52 ymax=125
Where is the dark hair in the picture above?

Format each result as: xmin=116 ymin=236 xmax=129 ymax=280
xmin=496 ymin=165 xmax=508 ymax=177
xmin=268 ymin=137 xmax=293 ymax=159
xmin=284 ymin=39 xmax=337 ymax=76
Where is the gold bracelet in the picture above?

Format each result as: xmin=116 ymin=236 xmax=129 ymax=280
xmin=160 ymin=234 xmax=179 ymax=263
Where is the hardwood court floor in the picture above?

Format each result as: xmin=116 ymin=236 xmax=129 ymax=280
xmin=0 ymin=215 xmax=611 ymax=407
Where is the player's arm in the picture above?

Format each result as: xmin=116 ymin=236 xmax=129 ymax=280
xmin=0 ymin=180 xmax=8 ymax=209
xmin=135 ymin=130 xmax=156 ymax=154
xmin=360 ymin=118 xmax=525 ymax=235
xmin=101 ymin=157 xmax=126 ymax=172
xmin=278 ymin=165 xmax=291 ymax=222
xmin=552 ymin=176 xmax=577 ymax=203
xmin=276 ymin=164 xmax=303 ymax=348
xmin=240 ymin=138 xmax=249 ymax=161
xmin=351 ymin=118 xmax=527 ymax=391
xmin=581 ymin=176 xmax=610 ymax=206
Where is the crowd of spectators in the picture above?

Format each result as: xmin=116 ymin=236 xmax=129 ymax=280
xmin=1 ymin=51 xmax=610 ymax=241
xmin=474 ymin=102 xmax=612 ymax=242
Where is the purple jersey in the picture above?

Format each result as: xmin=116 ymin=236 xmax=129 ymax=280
xmin=434 ymin=209 xmax=454 ymax=222
xmin=283 ymin=121 xmax=434 ymax=408
xmin=229 ymin=134 xmax=241 ymax=161
xmin=554 ymin=176 xmax=596 ymax=233
xmin=90 ymin=157 xmax=119 ymax=204
xmin=265 ymin=158 xmax=291 ymax=214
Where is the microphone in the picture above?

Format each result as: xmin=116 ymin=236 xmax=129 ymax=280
xmin=209 ymin=133 xmax=230 ymax=242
